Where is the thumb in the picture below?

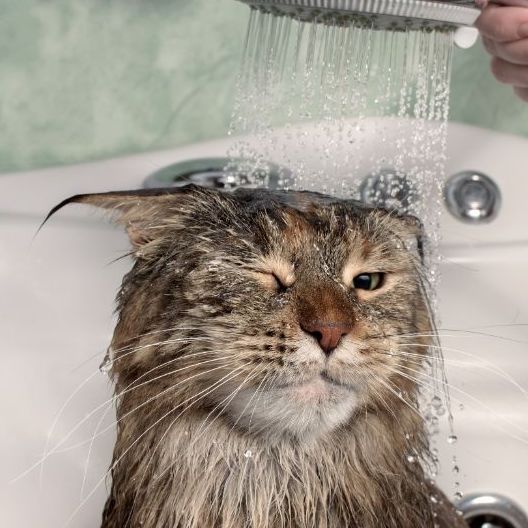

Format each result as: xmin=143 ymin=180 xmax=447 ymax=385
xmin=476 ymin=5 xmax=528 ymax=42
xmin=488 ymin=0 xmax=528 ymax=6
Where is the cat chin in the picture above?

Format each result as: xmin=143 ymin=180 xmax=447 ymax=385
xmin=227 ymin=377 xmax=361 ymax=441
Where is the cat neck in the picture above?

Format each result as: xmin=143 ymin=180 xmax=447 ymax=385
xmin=103 ymin=405 xmax=442 ymax=528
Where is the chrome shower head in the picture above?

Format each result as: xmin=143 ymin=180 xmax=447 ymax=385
xmin=236 ymin=0 xmax=482 ymax=30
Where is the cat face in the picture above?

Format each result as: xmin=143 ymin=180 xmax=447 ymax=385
xmin=57 ymin=185 xmax=430 ymax=441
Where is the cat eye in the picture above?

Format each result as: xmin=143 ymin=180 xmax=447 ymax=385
xmin=252 ymin=257 xmax=296 ymax=292
xmin=353 ymin=272 xmax=385 ymax=291
xmin=254 ymin=271 xmax=294 ymax=292
xmin=270 ymin=273 xmax=290 ymax=293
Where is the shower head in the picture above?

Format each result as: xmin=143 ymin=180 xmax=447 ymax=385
xmin=236 ymin=0 xmax=482 ymax=30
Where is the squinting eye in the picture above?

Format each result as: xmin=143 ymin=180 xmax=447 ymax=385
xmin=271 ymin=273 xmax=289 ymax=293
xmin=255 ymin=272 xmax=292 ymax=292
xmin=353 ymin=272 xmax=384 ymax=291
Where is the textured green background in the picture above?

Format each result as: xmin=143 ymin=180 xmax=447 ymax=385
xmin=3 ymin=0 xmax=528 ymax=174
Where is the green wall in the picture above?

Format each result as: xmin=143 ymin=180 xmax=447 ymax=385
xmin=2 ymin=0 xmax=528 ymax=174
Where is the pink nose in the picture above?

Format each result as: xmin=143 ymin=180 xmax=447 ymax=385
xmin=301 ymin=320 xmax=352 ymax=355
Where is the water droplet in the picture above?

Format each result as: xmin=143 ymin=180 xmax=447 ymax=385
xmin=430 ymin=495 xmax=438 ymax=504
xmin=454 ymin=491 xmax=463 ymax=501
xmin=244 ymin=449 xmax=253 ymax=458
xmin=458 ymin=403 xmax=465 ymax=411
xmin=406 ymin=454 xmax=417 ymax=463
xmin=447 ymin=435 xmax=458 ymax=445
xmin=431 ymin=396 xmax=442 ymax=409
xmin=99 ymin=350 xmax=113 ymax=374
xmin=452 ymin=465 xmax=460 ymax=474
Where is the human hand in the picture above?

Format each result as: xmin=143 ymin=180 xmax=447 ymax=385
xmin=475 ymin=1 xmax=528 ymax=102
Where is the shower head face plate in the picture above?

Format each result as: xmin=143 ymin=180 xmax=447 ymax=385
xmin=238 ymin=0 xmax=481 ymax=30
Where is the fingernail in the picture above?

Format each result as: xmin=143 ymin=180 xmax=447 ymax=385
xmin=519 ymin=22 xmax=528 ymax=38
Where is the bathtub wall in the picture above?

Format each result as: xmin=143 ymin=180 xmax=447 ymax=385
xmin=3 ymin=0 xmax=528 ymax=173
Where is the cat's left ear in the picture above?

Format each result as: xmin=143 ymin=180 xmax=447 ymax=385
xmin=395 ymin=214 xmax=426 ymax=263
xmin=41 ymin=186 xmax=194 ymax=248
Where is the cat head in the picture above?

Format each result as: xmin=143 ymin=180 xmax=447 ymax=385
xmin=52 ymin=185 xmax=431 ymax=441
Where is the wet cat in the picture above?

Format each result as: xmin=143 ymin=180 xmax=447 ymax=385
xmin=52 ymin=185 xmax=466 ymax=528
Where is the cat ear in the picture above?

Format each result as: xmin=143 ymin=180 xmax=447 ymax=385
xmin=395 ymin=214 xmax=426 ymax=263
xmin=42 ymin=186 xmax=192 ymax=248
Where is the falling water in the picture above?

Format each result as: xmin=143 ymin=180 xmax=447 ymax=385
xmin=228 ymin=8 xmax=458 ymax=492
xmin=228 ymin=9 xmax=453 ymax=265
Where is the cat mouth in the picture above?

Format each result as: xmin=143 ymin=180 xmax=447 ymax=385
xmin=274 ymin=371 xmax=357 ymax=400
xmin=319 ymin=371 xmax=350 ymax=388
xmin=273 ymin=371 xmax=348 ymax=389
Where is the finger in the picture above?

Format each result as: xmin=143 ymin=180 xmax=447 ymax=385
xmin=475 ymin=6 xmax=528 ymax=42
xmin=491 ymin=0 xmax=528 ymax=6
xmin=514 ymin=86 xmax=528 ymax=101
xmin=490 ymin=56 xmax=528 ymax=86
xmin=482 ymin=35 xmax=528 ymax=64
xmin=482 ymin=35 xmax=498 ymax=55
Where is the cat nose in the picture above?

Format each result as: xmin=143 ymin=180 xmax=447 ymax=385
xmin=301 ymin=320 xmax=352 ymax=355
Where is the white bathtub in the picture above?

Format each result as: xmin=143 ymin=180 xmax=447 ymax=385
xmin=1 ymin=121 xmax=527 ymax=527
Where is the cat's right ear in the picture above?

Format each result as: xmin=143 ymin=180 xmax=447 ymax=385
xmin=41 ymin=186 xmax=193 ymax=249
xmin=395 ymin=214 xmax=426 ymax=263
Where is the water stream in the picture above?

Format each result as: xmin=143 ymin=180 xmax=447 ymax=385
xmin=228 ymin=7 xmax=458 ymax=496
xmin=229 ymin=9 xmax=453 ymax=243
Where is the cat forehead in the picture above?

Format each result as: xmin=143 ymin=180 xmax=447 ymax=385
xmin=229 ymin=188 xmax=391 ymax=237
xmin=232 ymin=188 xmax=366 ymax=214
xmin=165 ymin=187 xmax=406 ymax=250
xmin=228 ymin=188 xmax=361 ymax=222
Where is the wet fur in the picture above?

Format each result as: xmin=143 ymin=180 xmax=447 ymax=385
xmin=55 ymin=185 xmax=466 ymax=528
